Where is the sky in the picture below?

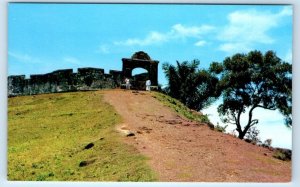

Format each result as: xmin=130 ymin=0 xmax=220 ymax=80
xmin=8 ymin=3 xmax=292 ymax=149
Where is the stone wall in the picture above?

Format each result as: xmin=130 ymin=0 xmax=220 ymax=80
xmin=8 ymin=67 xmax=123 ymax=97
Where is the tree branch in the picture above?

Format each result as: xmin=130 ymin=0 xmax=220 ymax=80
xmin=257 ymin=105 xmax=276 ymax=110
xmin=250 ymin=119 xmax=258 ymax=127
xmin=249 ymin=105 xmax=257 ymax=118
xmin=236 ymin=109 xmax=243 ymax=133
xmin=242 ymin=105 xmax=258 ymax=136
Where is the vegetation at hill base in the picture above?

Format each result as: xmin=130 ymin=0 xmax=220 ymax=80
xmin=162 ymin=50 xmax=292 ymax=140
xmin=8 ymin=91 xmax=157 ymax=181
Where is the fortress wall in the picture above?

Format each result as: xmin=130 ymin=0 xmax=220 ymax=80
xmin=109 ymin=70 xmax=123 ymax=86
xmin=8 ymin=68 xmax=123 ymax=97
xmin=8 ymin=75 xmax=26 ymax=96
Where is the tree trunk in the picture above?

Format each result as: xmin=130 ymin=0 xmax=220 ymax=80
xmin=238 ymin=130 xmax=247 ymax=139
xmin=236 ymin=105 xmax=257 ymax=140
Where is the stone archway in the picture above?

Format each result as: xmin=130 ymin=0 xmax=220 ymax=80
xmin=122 ymin=51 xmax=159 ymax=89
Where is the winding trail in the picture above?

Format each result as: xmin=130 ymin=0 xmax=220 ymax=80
xmin=103 ymin=89 xmax=291 ymax=182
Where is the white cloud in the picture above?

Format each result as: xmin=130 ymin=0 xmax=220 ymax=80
xmin=224 ymin=10 xmax=277 ymax=43
xmin=147 ymin=31 xmax=169 ymax=42
xmin=194 ymin=40 xmax=207 ymax=47
xmin=96 ymin=45 xmax=110 ymax=54
xmin=219 ymin=42 xmax=250 ymax=54
xmin=114 ymin=31 xmax=168 ymax=46
xmin=114 ymin=24 xmax=214 ymax=46
xmin=171 ymin=24 xmax=214 ymax=38
xmin=62 ymin=56 xmax=81 ymax=65
xmin=8 ymin=51 xmax=42 ymax=64
xmin=218 ymin=7 xmax=292 ymax=54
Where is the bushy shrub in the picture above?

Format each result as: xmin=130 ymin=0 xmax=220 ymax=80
xmin=262 ymin=139 xmax=272 ymax=148
xmin=273 ymin=148 xmax=292 ymax=161
xmin=214 ymin=123 xmax=228 ymax=133
xmin=245 ymin=126 xmax=262 ymax=145
xmin=228 ymin=129 xmax=237 ymax=137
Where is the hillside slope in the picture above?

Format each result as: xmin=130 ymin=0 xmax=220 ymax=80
xmin=104 ymin=89 xmax=291 ymax=182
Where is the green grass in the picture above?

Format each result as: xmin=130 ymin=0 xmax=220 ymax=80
xmin=8 ymin=91 xmax=157 ymax=181
xmin=151 ymin=92 xmax=210 ymax=124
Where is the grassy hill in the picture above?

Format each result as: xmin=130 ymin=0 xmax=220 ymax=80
xmin=8 ymin=91 xmax=156 ymax=181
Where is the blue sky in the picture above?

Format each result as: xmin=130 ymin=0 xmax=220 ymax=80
xmin=8 ymin=3 xmax=292 ymax=148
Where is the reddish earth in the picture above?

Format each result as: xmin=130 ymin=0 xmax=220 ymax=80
xmin=103 ymin=89 xmax=291 ymax=182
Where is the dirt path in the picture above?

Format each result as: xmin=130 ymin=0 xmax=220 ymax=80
xmin=103 ymin=89 xmax=291 ymax=182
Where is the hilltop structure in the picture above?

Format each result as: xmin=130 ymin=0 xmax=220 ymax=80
xmin=122 ymin=51 xmax=159 ymax=89
xmin=8 ymin=51 xmax=159 ymax=96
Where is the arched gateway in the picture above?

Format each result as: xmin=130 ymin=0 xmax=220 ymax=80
xmin=122 ymin=51 xmax=159 ymax=89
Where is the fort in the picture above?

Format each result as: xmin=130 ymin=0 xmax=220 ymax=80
xmin=8 ymin=51 xmax=159 ymax=97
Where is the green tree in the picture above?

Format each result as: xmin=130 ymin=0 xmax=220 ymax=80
xmin=162 ymin=60 xmax=219 ymax=110
xmin=210 ymin=50 xmax=292 ymax=139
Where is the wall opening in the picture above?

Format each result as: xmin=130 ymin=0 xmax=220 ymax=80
xmin=131 ymin=68 xmax=149 ymax=89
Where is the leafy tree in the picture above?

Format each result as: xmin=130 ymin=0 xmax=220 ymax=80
xmin=210 ymin=50 xmax=292 ymax=139
xmin=162 ymin=60 xmax=220 ymax=110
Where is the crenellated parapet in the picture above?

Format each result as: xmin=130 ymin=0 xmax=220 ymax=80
xmin=8 ymin=67 xmax=123 ymax=97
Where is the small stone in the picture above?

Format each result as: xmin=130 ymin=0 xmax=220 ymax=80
xmin=126 ymin=131 xmax=135 ymax=137
xmin=119 ymin=128 xmax=135 ymax=137
xmin=84 ymin=143 xmax=94 ymax=149
xmin=48 ymin=172 xmax=54 ymax=177
xmin=79 ymin=161 xmax=88 ymax=167
xmin=79 ymin=159 xmax=96 ymax=167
